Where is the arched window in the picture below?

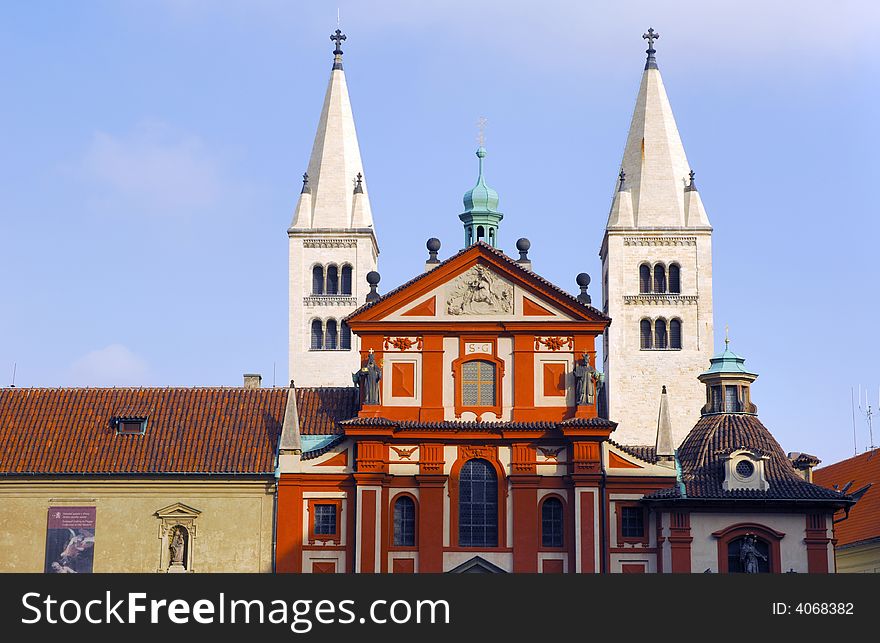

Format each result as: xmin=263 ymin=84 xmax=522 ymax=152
xmin=461 ymin=360 xmax=496 ymax=407
xmin=339 ymin=322 xmax=352 ymax=350
xmin=488 ymin=228 xmax=495 ymax=246
xmin=655 ymin=318 xmax=668 ymax=349
xmin=668 ymin=263 xmax=680 ymax=294
xmin=653 ymin=264 xmax=667 ymax=293
xmin=393 ymin=496 xmax=416 ymax=547
xmin=639 ymin=264 xmax=651 ymax=293
xmin=326 ymin=265 xmax=339 ymax=295
xmin=458 ymin=459 xmax=498 ymax=547
xmin=312 ymin=266 xmax=324 ymax=295
xmin=476 ymin=225 xmax=485 ymax=242
xmin=670 ymin=318 xmax=682 ymax=349
xmin=310 ymin=319 xmax=324 ymax=350
xmin=541 ymin=497 xmax=564 ymax=548
xmin=640 ymin=319 xmax=653 ymax=350
xmin=727 ymin=536 xmax=770 ymax=573
xmin=340 ymin=265 xmax=353 ymax=295
xmin=325 ymin=319 xmax=338 ymax=350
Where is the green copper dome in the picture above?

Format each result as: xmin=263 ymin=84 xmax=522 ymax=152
xmin=460 ymin=146 xmax=503 ymax=247
xmin=462 ymin=147 xmax=501 ymax=214
xmin=701 ymin=340 xmax=757 ymax=377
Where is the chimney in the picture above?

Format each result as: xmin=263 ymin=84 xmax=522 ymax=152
xmin=243 ymin=373 xmax=262 ymax=389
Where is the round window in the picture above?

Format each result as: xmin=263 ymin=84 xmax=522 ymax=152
xmin=735 ymin=459 xmax=755 ymax=479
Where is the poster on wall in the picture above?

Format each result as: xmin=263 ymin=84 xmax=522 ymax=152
xmin=44 ymin=506 xmax=96 ymax=573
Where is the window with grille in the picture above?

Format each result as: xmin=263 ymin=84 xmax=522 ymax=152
xmin=725 ymin=385 xmax=740 ymax=412
xmin=461 ymin=360 xmax=496 ymax=407
xmin=458 ymin=459 xmax=498 ymax=547
xmin=340 ymin=322 xmax=352 ymax=350
xmin=325 ymin=319 xmax=338 ymax=350
xmin=541 ymin=498 xmax=564 ymax=548
xmin=653 ymin=264 xmax=666 ymax=293
xmin=668 ymin=264 xmax=680 ymax=293
xmin=655 ymin=318 xmax=668 ymax=349
xmin=393 ymin=496 xmax=416 ymax=547
xmin=670 ymin=318 xmax=682 ymax=349
xmin=326 ymin=265 xmax=339 ymax=295
xmin=640 ymin=319 xmax=653 ymax=349
xmin=313 ymin=504 xmax=337 ymax=537
xmin=620 ymin=506 xmax=645 ymax=539
xmin=711 ymin=385 xmax=723 ymax=413
xmin=312 ymin=266 xmax=324 ymax=295
xmin=310 ymin=319 xmax=324 ymax=350
xmin=341 ymin=265 xmax=353 ymax=295
xmin=639 ymin=264 xmax=651 ymax=293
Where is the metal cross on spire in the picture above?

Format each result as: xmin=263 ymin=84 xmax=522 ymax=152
xmin=476 ymin=116 xmax=488 ymax=147
xmin=331 ymin=29 xmax=346 ymax=69
xmin=642 ymin=27 xmax=660 ymax=69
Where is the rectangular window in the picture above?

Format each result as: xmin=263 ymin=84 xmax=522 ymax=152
xmin=313 ymin=504 xmax=337 ymax=536
xmin=308 ymin=499 xmax=342 ymax=543
xmin=724 ymin=386 xmax=739 ymax=412
xmin=114 ymin=418 xmax=146 ymax=435
xmin=619 ymin=505 xmax=646 ymax=541
xmin=711 ymin=386 xmax=723 ymax=413
xmin=461 ymin=360 xmax=496 ymax=407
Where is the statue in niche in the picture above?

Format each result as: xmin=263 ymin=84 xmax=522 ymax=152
xmin=573 ymin=352 xmax=599 ymax=406
xmin=352 ymin=350 xmax=382 ymax=405
xmin=447 ymin=265 xmax=512 ymax=315
xmin=169 ymin=527 xmax=186 ymax=566
xmin=739 ymin=534 xmax=766 ymax=573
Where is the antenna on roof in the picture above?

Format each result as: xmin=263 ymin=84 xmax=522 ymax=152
xmin=10 ymin=362 xmax=16 ymax=387
xmin=857 ymin=384 xmax=876 ymax=451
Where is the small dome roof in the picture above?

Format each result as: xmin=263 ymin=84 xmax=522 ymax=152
xmin=462 ymin=147 xmax=501 ymax=214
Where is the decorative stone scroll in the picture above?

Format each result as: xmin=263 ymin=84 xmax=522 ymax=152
xmin=446 ymin=265 xmax=513 ymax=315
xmin=383 ymin=336 xmax=422 ymax=351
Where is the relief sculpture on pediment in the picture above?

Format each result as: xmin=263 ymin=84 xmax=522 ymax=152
xmin=446 ymin=265 xmax=512 ymax=315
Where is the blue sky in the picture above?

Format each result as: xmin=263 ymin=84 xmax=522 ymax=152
xmin=2 ymin=1 xmax=878 ymax=466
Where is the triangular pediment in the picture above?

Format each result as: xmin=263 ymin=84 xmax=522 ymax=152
xmin=155 ymin=503 xmax=202 ymax=520
xmin=348 ymin=243 xmax=608 ymax=325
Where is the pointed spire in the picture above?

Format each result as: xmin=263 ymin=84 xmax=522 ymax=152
xmin=610 ymin=30 xmax=711 ymax=230
xmin=655 ymin=385 xmax=675 ymax=463
xmin=617 ymin=169 xmax=626 ymax=192
xmin=300 ymin=172 xmax=311 ymax=194
xmin=685 ymin=169 xmax=697 ymax=192
xmin=291 ymin=30 xmax=374 ymax=231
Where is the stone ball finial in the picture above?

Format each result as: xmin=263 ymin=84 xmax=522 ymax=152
xmin=366 ymin=271 xmax=381 ymax=286
xmin=576 ymin=272 xmax=591 ymax=287
xmin=427 ymin=238 xmax=441 ymax=252
xmin=516 ymin=237 xmax=530 ymax=252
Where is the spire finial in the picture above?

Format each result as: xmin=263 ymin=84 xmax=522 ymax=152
xmin=618 ymin=169 xmax=626 ymax=192
xmin=685 ymin=169 xmax=697 ymax=192
xmin=642 ymin=27 xmax=660 ymax=70
xmin=354 ymin=172 xmax=363 ymax=194
xmin=301 ymin=172 xmax=311 ymax=194
xmin=331 ymin=29 xmax=346 ymax=70
xmin=725 ymin=324 xmax=730 ymax=349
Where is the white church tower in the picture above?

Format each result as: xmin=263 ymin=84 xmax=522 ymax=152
xmin=600 ymin=29 xmax=714 ymax=446
xmin=288 ymin=30 xmax=379 ymax=387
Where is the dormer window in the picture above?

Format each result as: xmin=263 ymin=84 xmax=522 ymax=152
xmin=114 ymin=417 xmax=146 ymax=435
xmin=722 ymin=449 xmax=769 ymax=492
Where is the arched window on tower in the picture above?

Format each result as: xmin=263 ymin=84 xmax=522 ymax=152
xmin=670 ymin=318 xmax=682 ymax=350
xmin=458 ymin=459 xmax=498 ymax=547
xmin=312 ymin=266 xmax=324 ymax=295
xmin=488 ymin=228 xmax=495 ymax=246
xmin=393 ymin=496 xmax=416 ymax=547
xmin=639 ymin=264 xmax=651 ymax=294
xmin=653 ymin=264 xmax=667 ymax=293
xmin=476 ymin=226 xmax=485 ymax=243
xmin=310 ymin=319 xmax=324 ymax=350
xmin=326 ymin=265 xmax=339 ymax=295
xmin=340 ymin=322 xmax=352 ymax=351
xmin=325 ymin=319 xmax=338 ymax=350
xmin=541 ymin=497 xmax=564 ymax=548
xmin=640 ymin=319 xmax=653 ymax=350
xmin=655 ymin=318 xmax=668 ymax=349
xmin=340 ymin=265 xmax=353 ymax=295
xmin=668 ymin=263 xmax=681 ymax=294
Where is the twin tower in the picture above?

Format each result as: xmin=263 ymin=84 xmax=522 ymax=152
xmin=287 ymin=29 xmax=714 ymax=448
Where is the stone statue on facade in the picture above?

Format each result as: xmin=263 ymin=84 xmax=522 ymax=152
xmin=573 ymin=352 xmax=598 ymax=406
xmin=170 ymin=527 xmax=185 ymax=565
xmin=739 ymin=534 xmax=766 ymax=573
xmin=353 ymin=350 xmax=382 ymax=405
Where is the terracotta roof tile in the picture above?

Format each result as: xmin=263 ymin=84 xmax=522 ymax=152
xmin=339 ymin=416 xmax=616 ymax=431
xmin=295 ymin=387 xmax=359 ymax=435
xmin=609 ymin=441 xmax=658 ymax=464
xmin=0 ymin=387 xmax=286 ymax=475
xmin=813 ymin=450 xmax=880 ymax=547
xmin=644 ymin=414 xmax=849 ymax=503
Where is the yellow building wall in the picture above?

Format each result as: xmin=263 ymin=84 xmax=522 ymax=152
xmin=835 ymin=542 xmax=880 ymax=573
xmin=0 ymin=479 xmax=275 ymax=573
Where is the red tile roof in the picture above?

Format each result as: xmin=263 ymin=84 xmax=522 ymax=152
xmin=295 ymin=387 xmax=359 ymax=435
xmin=813 ymin=450 xmax=880 ymax=547
xmin=0 ymin=387 xmax=287 ymax=475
